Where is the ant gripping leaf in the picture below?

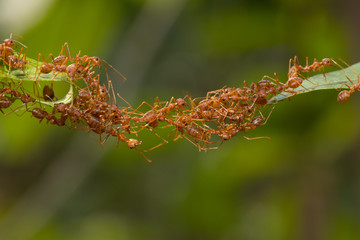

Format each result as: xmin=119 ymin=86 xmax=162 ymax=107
xmin=270 ymin=62 xmax=360 ymax=103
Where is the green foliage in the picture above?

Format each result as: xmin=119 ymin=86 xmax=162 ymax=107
xmin=0 ymin=56 xmax=73 ymax=107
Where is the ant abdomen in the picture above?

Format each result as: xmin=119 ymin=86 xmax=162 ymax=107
xmin=127 ymin=139 xmax=142 ymax=149
xmin=185 ymin=125 xmax=205 ymax=140
xmin=141 ymin=110 xmax=157 ymax=123
xmin=43 ymin=85 xmax=56 ymax=101
xmin=32 ymin=108 xmax=47 ymax=121
xmin=337 ymin=90 xmax=350 ymax=103
xmin=0 ymin=98 xmax=13 ymax=109
xmin=286 ymin=77 xmax=303 ymax=89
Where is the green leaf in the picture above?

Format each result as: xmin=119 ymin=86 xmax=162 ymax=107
xmin=39 ymin=84 xmax=74 ymax=107
xmin=0 ymin=56 xmax=73 ymax=106
xmin=270 ymin=62 xmax=360 ymax=102
xmin=0 ymin=57 xmax=69 ymax=82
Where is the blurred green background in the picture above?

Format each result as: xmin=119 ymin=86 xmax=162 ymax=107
xmin=1 ymin=0 xmax=360 ymax=239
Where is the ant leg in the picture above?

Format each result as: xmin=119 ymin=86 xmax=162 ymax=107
xmin=335 ymin=58 xmax=359 ymax=87
xmin=293 ymin=56 xmax=304 ymax=70
xmin=208 ymin=140 xmax=224 ymax=150
xmin=154 ymin=96 xmax=164 ymax=108
xmin=102 ymin=59 xmax=127 ymax=82
xmin=206 ymin=86 xmax=226 ymax=99
xmin=272 ymin=73 xmax=285 ymax=86
xmin=262 ymin=104 xmax=276 ymax=125
xmin=168 ymin=128 xmax=179 ymax=141
xmin=100 ymin=133 xmax=112 ymax=146
xmin=262 ymin=74 xmax=284 ymax=86
xmin=185 ymin=95 xmax=198 ymax=109
xmin=135 ymin=149 xmax=152 ymax=163
xmin=57 ymin=43 xmax=70 ymax=62
xmin=336 ymin=58 xmax=353 ymax=72
xmin=98 ymin=133 xmax=109 ymax=147
xmin=336 ymin=83 xmax=351 ymax=92
xmin=107 ymin=80 xmax=116 ymax=104
xmin=294 ymin=56 xmax=299 ymax=65
xmin=243 ymin=135 xmax=271 ymax=140
xmin=288 ymin=58 xmax=295 ymax=75
xmin=164 ymin=96 xmax=176 ymax=108
xmin=321 ymin=66 xmax=330 ymax=84
xmin=355 ymin=74 xmax=360 ymax=93
xmin=62 ymin=42 xmax=74 ymax=61
xmin=182 ymin=134 xmax=205 ymax=151
xmin=35 ymin=53 xmax=53 ymax=82
xmin=199 ymin=135 xmax=215 ymax=151
xmin=142 ymin=138 xmax=168 ymax=153
xmin=5 ymin=103 xmax=25 ymax=117
xmin=131 ymin=101 xmax=155 ymax=115
xmin=334 ymin=59 xmax=356 ymax=87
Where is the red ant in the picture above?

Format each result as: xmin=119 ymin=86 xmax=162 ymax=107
xmin=337 ymin=74 xmax=360 ymax=102
xmin=61 ymin=42 xmax=127 ymax=83
xmin=329 ymin=58 xmax=360 ymax=103
xmin=43 ymin=85 xmax=56 ymax=101
xmin=7 ymin=54 xmax=27 ymax=72
xmin=292 ymin=56 xmax=333 ymax=73
xmin=1 ymin=35 xmax=28 ymax=74
xmin=31 ymin=108 xmax=48 ymax=122
xmin=0 ymin=95 xmax=14 ymax=114
xmin=289 ymin=56 xmax=333 ymax=85
xmin=0 ymin=38 xmax=15 ymax=62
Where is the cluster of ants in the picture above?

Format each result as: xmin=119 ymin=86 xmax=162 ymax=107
xmin=0 ymin=36 xmax=358 ymax=161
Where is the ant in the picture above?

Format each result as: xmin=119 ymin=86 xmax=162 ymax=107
xmin=36 ymin=42 xmax=73 ymax=75
xmin=289 ymin=56 xmax=333 ymax=85
xmin=1 ymin=35 xmax=28 ymax=73
xmin=31 ymin=107 xmax=68 ymax=126
xmin=0 ymin=36 xmax=16 ymax=63
xmin=7 ymin=54 xmax=27 ymax=72
xmin=291 ymin=56 xmax=333 ymax=73
xmin=337 ymin=74 xmax=360 ymax=102
xmin=329 ymin=58 xmax=360 ymax=103
xmin=31 ymin=108 xmax=48 ymax=122
xmin=63 ymin=42 xmax=127 ymax=83
xmin=0 ymin=95 xmax=14 ymax=114
xmin=43 ymin=85 xmax=57 ymax=101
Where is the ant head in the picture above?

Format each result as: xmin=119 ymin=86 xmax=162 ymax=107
xmin=98 ymin=86 xmax=108 ymax=98
xmin=220 ymin=94 xmax=229 ymax=103
xmin=66 ymin=64 xmax=77 ymax=78
xmin=176 ymin=98 xmax=187 ymax=107
xmin=109 ymin=104 xmax=118 ymax=113
xmin=224 ymin=88 xmax=232 ymax=93
xmin=92 ymin=56 xmax=101 ymax=66
xmin=127 ymin=139 xmax=142 ymax=149
xmin=76 ymin=64 xmax=85 ymax=74
xmin=3 ymin=39 xmax=15 ymax=47
xmin=322 ymin=58 xmax=333 ymax=67
xmin=219 ymin=132 xmax=230 ymax=141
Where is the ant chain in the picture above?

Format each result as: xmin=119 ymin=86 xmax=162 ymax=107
xmin=0 ymin=36 xmax=348 ymax=161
